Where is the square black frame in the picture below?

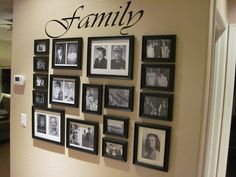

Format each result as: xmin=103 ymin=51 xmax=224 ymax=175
xmin=104 ymin=85 xmax=134 ymax=111
xmin=142 ymin=35 xmax=176 ymax=62
xmin=33 ymin=56 xmax=49 ymax=72
xmin=139 ymin=92 xmax=173 ymax=121
xmin=87 ymin=36 xmax=134 ymax=80
xmin=33 ymin=73 xmax=48 ymax=90
xmin=133 ymin=122 xmax=171 ymax=171
xmin=82 ymin=84 xmax=103 ymax=115
xmin=32 ymin=106 xmax=65 ymax=145
xmin=102 ymin=137 xmax=128 ymax=162
xmin=66 ymin=118 xmax=99 ymax=155
xmin=33 ymin=90 xmax=48 ymax=107
xmin=141 ymin=64 xmax=175 ymax=92
xmin=50 ymin=75 xmax=80 ymax=108
xmin=52 ymin=38 xmax=83 ymax=69
xmin=34 ymin=39 xmax=50 ymax=55
xmin=103 ymin=115 xmax=129 ymax=138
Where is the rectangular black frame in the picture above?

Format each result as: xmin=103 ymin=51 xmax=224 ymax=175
xmin=52 ymin=37 xmax=83 ymax=69
xmin=141 ymin=64 xmax=175 ymax=92
xmin=104 ymin=85 xmax=134 ymax=111
xmin=50 ymin=75 xmax=80 ymax=108
xmin=82 ymin=84 xmax=103 ymax=115
xmin=102 ymin=137 xmax=128 ymax=162
xmin=34 ymin=39 xmax=50 ymax=55
xmin=33 ymin=73 xmax=48 ymax=90
xmin=139 ymin=92 xmax=173 ymax=121
xmin=103 ymin=115 xmax=129 ymax=138
xmin=34 ymin=56 xmax=49 ymax=72
xmin=87 ymin=36 xmax=134 ymax=79
xmin=66 ymin=118 xmax=99 ymax=155
xmin=33 ymin=90 xmax=48 ymax=108
xmin=142 ymin=35 xmax=176 ymax=62
xmin=133 ymin=122 xmax=171 ymax=171
xmin=32 ymin=106 xmax=65 ymax=145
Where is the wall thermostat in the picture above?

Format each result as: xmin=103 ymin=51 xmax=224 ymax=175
xmin=14 ymin=75 xmax=25 ymax=85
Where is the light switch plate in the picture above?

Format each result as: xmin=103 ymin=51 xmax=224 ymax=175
xmin=20 ymin=113 xmax=27 ymax=127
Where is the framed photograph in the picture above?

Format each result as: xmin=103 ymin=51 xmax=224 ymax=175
xmin=32 ymin=106 xmax=65 ymax=145
xmin=133 ymin=122 xmax=171 ymax=171
xmin=34 ymin=39 xmax=50 ymax=55
xmin=82 ymin=84 xmax=103 ymax=115
xmin=102 ymin=138 xmax=128 ymax=162
xmin=50 ymin=75 xmax=80 ymax=107
xmin=142 ymin=35 xmax=176 ymax=62
xmin=66 ymin=118 xmax=99 ymax=155
xmin=103 ymin=115 xmax=129 ymax=138
xmin=33 ymin=74 xmax=48 ymax=90
xmin=104 ymin=85 xmax=134 ymax=111
xmin=87 ymin=36 xmax=134 ymax=79
xmin=141 ymin=64 xmax=175 ymax=92
xmin=52 ymin=38 xmax=83 ymax=69
xmin=33 ymin=57 xmax=49 ymax=72
xmin=33 ymin=90 xmax=48 ymax=107
xmin=139 ymin=92 xmax=173 ymax=121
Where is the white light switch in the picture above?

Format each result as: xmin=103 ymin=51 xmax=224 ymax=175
xmin=20 ymin=113 xmax=27 ymax=127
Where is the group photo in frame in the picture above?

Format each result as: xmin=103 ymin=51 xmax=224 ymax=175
xmin=103 ymin=115 xmax=129 ymax=138
xmin=82 ymin=84 xmax=103 ymax=115
xmin=133 ymin=122 xmax=171 ymax=171
xmin=102 ymin=137 xmax=128 ymax=162
xmin=66 ymin=118 xmax=99 ymax=155
xmin=87 ymin=36 xmax=134 ymax=79
xmin=141 ymin=64 xmax=175 ymax=92
xmin=33 ymin=90 xmax=48 ymax=108
xmin=52 ymin=38 xmax=83 ymax=69
xmin=32 ymin=106 xmax=65 ymax=145
xmin=142 ymin=35 xmax=176 ymax=62
xmin=104 ymin=85 xmax=134 ymax=111
xmin=50 ymin=75 xmax=80 ymax=107
xmin=33 ymin=57 xmax=49 ymax=72
xmin=34 ymin=39 xmax=50 ymax=55
xmin=139 ymin=92 xmax=173 ymax=121
xmin=33 ymin=73 xmax=48 ymax=90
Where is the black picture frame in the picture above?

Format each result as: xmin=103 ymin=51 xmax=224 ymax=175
xmin=103 ymin=115 xmax=129 ymax=138
xmin=139 ymin=92 xmax=173 ymax=121
xmin=102 ymin=137 xmax=128 ymax=162
xmin=82 ymin=84 xmax=103 ymax=115
xmin=50 ymin=75 xmax=80 ymax=108
xmin=33 ymin=56 xmax=49 ymax=72
xmin=33 ymin=73 xmax=48 ymax=90
xmin=142 ymin=35 xmax=176 ymax=62
xmin=104 ymin=85 xmax=134 ymax=111
xmin=141 ymin=64 xmax=175 ymax=92
xmin=87 ymin=36 xmax=134 ymax=79
xmin=52 ymin=38 xmax=83 ymax=69
xmin=66 ymin=118 xmax=99 ymax=155
xmin=32 ymin=90 xmax=48 ymax=108
xmin=133 ymin=122 xmax=171 ymax=171
xmin=34 ymin=39 xmax=50 ymax=55
xmin=32 ymin=106 xmax=65 ymax=145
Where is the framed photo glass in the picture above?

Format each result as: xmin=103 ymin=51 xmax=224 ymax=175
xmin=87 ymin=36 xmax=134 ymax=79
xmin=33 ymin=90 xmax=48 ymax=107
xmin=33 ymin=74 xmax=48 ymax=90
xmin=133 ymin=122 xmax=171 ymax=171
xmin=34 ymin=57 xmax=49 ymax=72
xmin=34 ymin=39 xmax=50 ymax=55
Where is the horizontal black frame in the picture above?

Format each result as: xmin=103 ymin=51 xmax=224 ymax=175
xmin=33 ymin=56 xmax=49 ymax=72
xmin=34 ymin=39 xmax=50 ymax=55
xmin=133 ymin=122 xmax=171 ymax=171
xmin=32 ymin=90 xmax=48 ymax=108
xmin=33 ymin=73 xmax=48 ymax=90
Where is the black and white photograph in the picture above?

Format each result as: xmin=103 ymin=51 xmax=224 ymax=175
xmin=66 ymin=118 xmax=99 ymax=155
xmin=52 ymin=38 xmax=83 ymax=69
xmin=141 ymin=64 xmax=175 ymax=92
xmin=34 ymin=39 xmax=50 ymax=55
xmin=82 ymin=84 xmax=103 ymax=115
xmin=33 ymin=90 xmax=48 ymax=107
xmin=33 ymin=57 xmax=49 ymax=72
xmin=50 ymin=75 xmax=80 ymax=107
xmin=139 ymin=92 xmax=173 ymax=121
xmin=102 ymin=138 xmax=128 ymax=161
xmin=33 ymin=74 xmax=48 ymax=90
xmin=87 ymin=36 xmax=134 ymax=79
xmin=142 ymin=35 xmax=176 ymax=62
xmin=133 ymin=122 xmax=171 ymax=171
xmin=103 ymin=115 xmax=129 ymax=138
xmin=32 ymin=106 xmax=65 ymax=145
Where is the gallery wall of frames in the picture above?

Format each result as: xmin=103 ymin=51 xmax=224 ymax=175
xmin=32 ymin=34 xmax=176 ymax=171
